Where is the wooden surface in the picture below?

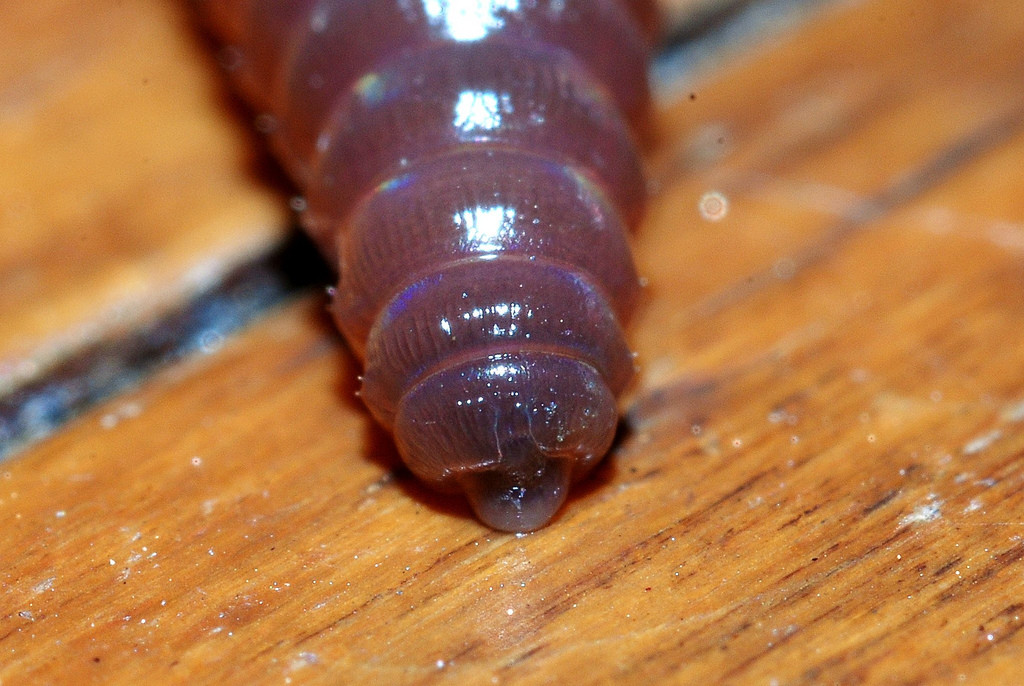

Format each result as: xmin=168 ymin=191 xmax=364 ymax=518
xmin=3 ymin=0 xmax=1024 ymax=683
xmin=0 ymin=0 xmax=288 ymax=393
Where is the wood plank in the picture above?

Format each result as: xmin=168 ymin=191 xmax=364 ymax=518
xmin=3 ymin=0 xmax=1024 ymax=684
xmin=0 ymin=0 xmax=289 ymax=391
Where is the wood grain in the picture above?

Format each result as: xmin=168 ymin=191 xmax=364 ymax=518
xmin=3 ymin=0 xmax=1024 ymax=683
xmin=0 ymin=0 xmax=288 ymax=391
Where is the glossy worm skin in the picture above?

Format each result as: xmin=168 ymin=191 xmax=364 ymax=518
xmin=200 ymin=0 xmax=655 ymax=531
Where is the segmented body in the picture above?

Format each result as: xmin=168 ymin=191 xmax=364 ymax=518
xmin=201 ymin=0 xmax=654 ymax=531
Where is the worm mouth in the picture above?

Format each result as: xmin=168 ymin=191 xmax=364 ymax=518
xmin=459 ymin=443 xmax=574 ymax=532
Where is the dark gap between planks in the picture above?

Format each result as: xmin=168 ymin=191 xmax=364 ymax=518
xmin=0 ymin=233 xmax=331 ymax=461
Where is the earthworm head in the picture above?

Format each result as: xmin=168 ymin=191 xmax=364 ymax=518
xmin=394 ymin=352 xmax=618 ymax=532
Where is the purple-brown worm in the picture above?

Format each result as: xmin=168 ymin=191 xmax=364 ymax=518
xmin=199 ymin=0 xmax=655 ymax=531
